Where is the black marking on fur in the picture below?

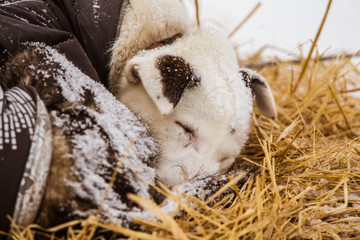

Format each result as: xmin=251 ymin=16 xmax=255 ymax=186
xmin=157 ymin=55 xmax=200 ymax=108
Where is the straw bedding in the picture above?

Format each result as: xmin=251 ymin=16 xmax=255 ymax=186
xmin=3 ymin=3 xmax=360 ymax=240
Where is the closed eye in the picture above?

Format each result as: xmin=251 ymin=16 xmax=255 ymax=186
xmin=175 ymin=121 xmax=196 ymax=146
xmin=146 ymin=33 xmax=183 ymax=50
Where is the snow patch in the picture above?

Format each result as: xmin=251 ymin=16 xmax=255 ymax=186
xmin=92 ymin=0 xmax=100 ymax=23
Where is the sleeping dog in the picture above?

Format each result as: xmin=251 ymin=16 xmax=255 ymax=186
xmin=0 ymin=0 xmax=276 ymax=230
xmin=109 ymin=0 xmax=276 ymax=188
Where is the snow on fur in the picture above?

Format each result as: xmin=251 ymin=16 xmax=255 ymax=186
xmin=31 ymin=43 xmax=158 ymax=225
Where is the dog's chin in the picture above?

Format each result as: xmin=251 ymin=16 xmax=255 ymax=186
xmin=156 ymin=163 xmax=189 ymax=188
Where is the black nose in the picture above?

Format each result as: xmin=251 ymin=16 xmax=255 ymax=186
xmin=156 ymin=55 xmax=201 ymax=107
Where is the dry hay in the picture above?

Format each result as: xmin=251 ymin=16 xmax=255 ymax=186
xmin=3 ymin=2 xmax=360 ymax=240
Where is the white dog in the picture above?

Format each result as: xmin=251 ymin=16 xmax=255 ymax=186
xmin=109 ymin=0 xmax=277 ymax=188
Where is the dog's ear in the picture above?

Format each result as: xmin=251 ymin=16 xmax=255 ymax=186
xmin=240 ymin=68 xmax=277 ymax=119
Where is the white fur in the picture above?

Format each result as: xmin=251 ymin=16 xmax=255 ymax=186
xmin=110 ymin=0 xmax=276 ymax=188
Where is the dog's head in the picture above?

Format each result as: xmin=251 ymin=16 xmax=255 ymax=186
xmin=110 ymin=0 xmax=276 ymax=188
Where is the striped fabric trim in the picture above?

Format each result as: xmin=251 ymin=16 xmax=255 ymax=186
xmin=12 ymin=94 xmax=52 ymax=227
xmin=0 ymin=87 xmax=36 ymax=150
